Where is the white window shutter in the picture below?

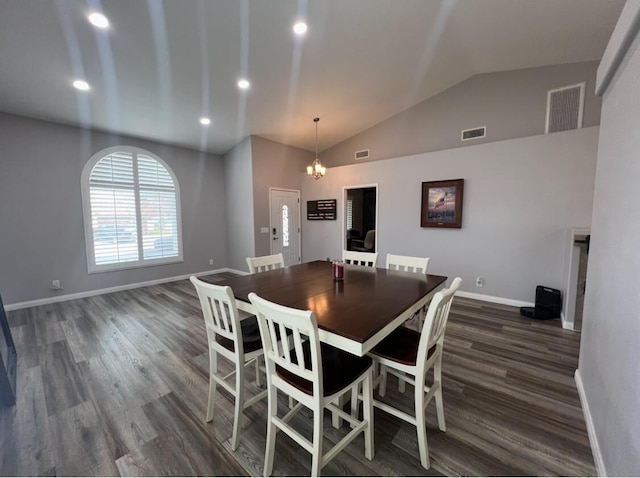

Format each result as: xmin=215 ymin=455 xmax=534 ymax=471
xmin=82 ymin=147 xmax=182 ymax=272
xmin=346 ymin=200 xmax=353 ymax=230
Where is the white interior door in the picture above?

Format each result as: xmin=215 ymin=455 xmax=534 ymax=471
xmin=270 ymin=188 xmax=301 ymax=266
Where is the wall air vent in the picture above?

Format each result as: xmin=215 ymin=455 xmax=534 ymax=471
xmin=354 ymin=149 xmax=370 ymax=160
xmin=546 ymin=82 xmax=585 ymax=134
xmin=461 ymin=126 xmax=486 ymax=141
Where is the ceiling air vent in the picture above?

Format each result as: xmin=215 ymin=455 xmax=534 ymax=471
xmin=461 ymin=126 xmax=486 ymax=141
xmin=546 ymin=82 xmax=585 ymax=134
xmin=354 ymin=149 xmax=369 ymax=160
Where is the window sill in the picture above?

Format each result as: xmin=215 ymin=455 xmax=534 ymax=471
xmin=87 ymin=255 xmax=184 ymax=274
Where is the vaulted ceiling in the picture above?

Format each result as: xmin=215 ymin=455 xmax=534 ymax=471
xmin=0 ymin=0 xmax=625 ymax=154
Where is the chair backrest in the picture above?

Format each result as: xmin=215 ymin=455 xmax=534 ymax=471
xmin=386 ymin=254 xmax=429 ymax=274
xmin=190 ymin=276 xmax=245 ymax=355
xmin=416 ymin=277 xmax=462 ymax=370
xmin=246 ymin=253 xmax=285 ymax=274
xmin=363 ymin=230 xmax=376 ymax=250
xmin=249 ymin=292 xmax=323 ymax=397
xmin=343 ymin=250 xmax=378 ymax=268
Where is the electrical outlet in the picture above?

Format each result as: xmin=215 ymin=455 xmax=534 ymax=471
xmin=476 ymin=277 xmax=484 ymax=287
xmin=51 ymin=280 xmax=61 ymax=290
xmin=209 ymin=259 xmax=214 ymax=265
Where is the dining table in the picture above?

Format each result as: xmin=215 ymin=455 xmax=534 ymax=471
xmin=214 ymin=260 xmax=448 ymax=357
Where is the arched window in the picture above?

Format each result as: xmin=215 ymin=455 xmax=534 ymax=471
xmin=81 ymin=146 xmax=183 ymax=273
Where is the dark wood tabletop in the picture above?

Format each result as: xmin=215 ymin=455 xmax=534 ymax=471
xmin=213 ymin=261 xmax=447 ymax=350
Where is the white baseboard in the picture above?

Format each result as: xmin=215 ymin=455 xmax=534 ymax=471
xmin=5 ymin=268 xmax=238 ymax=311
xmin=560 ymin=312 xmax=575 ymax=330
xmin=575 ymin=369 xmax=606 ymax=476
xmin=226 ymin=268 xmax=250 ymax=276
xmin=455 ymin=290 xmax=534 ymax=308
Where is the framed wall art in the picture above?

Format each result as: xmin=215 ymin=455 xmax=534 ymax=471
xmin=307 ymin=199 xmax=337 ymax=220
xmin=421 ymin=179 xmax=464 ymax=229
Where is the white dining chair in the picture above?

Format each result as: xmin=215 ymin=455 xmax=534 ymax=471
xmin=386 ymin=253 xmax=431 ymax=392
xmin=343 ymin=250 xmax=378 ymax=268
xmin=246 ymin=253 xmax=285 ymax=274
xmin=190 ymin=276 xmax=268 ymax=451
xmin=249 ymin=292 xmax=375 ymax=477
xmin=387 ymin=253 xmax=430 ymax=332
xmin=386 ymin=253 xmax=429 ymax=274
xmin=367 ymin=277 xmax=461 ymax=469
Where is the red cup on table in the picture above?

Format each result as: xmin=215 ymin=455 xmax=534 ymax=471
xmin=332 ymin=260 xmax=344 ymax=280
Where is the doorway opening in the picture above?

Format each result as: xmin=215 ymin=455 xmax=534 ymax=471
xmin=343 ymin=185 xmax=378 ymax=252
xmin=563 ymin=227 xmax=590 ymax=331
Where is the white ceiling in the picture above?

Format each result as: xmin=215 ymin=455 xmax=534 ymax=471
xmin=0 ymin=0 xmax=625 ymax=155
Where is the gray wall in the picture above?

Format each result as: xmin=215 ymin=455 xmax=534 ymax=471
xmin=579 ymin=18 xmax=640 ymax=476
xmin=323 ymin=61 xmax=601 ymax=167
xmin=223 ymin=137 xmax=255 ymax=272
xmin=0 ymin=113 xmax=227 ymax=305
xmin=250 ymin=136 xmax=314 ymax=257
xmin=301 ymin=127 xmax=598 ymax=303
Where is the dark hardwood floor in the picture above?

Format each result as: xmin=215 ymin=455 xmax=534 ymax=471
xmin=0 ymin=273 xmax=595 ymax=476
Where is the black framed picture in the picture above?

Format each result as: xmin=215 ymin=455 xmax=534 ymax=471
xmin=421 ymin=179 xmax=464 ymax=229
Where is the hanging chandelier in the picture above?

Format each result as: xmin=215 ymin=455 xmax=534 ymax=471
xmin=307 ymin=117 xmax=326 ymax=179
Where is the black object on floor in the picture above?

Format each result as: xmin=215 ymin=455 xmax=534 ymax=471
xmin=520 ymin=286 xmax=562 ymax=320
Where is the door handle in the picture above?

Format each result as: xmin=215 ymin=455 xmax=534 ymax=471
xmin=273 ymin=237 xmax=279 ymax=240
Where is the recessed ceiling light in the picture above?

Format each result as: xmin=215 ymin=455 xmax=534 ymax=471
xmin=237 ymin=79 xmax=250 ymax=90
xmin=88 ymin=12 xmax=109 ymax=29
xmin=72 ymin=79 xmax=90 ymax=91
xmin=293 ymin=22 xmax=308 ymax=35
xmin=199 ymin=117 xmax=211 ymax=126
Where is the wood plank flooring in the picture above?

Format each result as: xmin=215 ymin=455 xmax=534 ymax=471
xmin=0 ymin=273 xmax=595 ymax=476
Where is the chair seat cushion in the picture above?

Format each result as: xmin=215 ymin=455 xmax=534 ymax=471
xmin=215 ymin=316 xmax=262 ymax=354
xmin=369 ymin=327 xmax=435 ymax=366
xmin=277 ymin=342 xmax=372 ymax=397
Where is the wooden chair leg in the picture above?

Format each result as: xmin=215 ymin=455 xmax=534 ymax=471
xmin=434 ymin=356 xmax=446 ymax=431
xmin=363 ymin=369 xmax=375 ymax=460
xmin=332 ymin=396 xmax=344 ymax=428
xmin=206 ymin=350 xmax=217 ymax=422
xmin=378 ymin=365 xmax=388 ymax=397
xmin=263 ymin=386 xmax=278 ymax=477
xmin=311 ymin=404 xmax=324 ymax=477
xmin=415 ymin=377 xmax=430 ymax=469
xmin=231 ymin=364 xmax=245 ymax=451
xmin=350 ymin=383 xmax=360 ymax=428
xmin=255 ymin=356 xmax=263 ymax=387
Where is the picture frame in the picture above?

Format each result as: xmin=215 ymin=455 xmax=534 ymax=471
xmin=421 ymin=179 xmax=464 ymax=229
